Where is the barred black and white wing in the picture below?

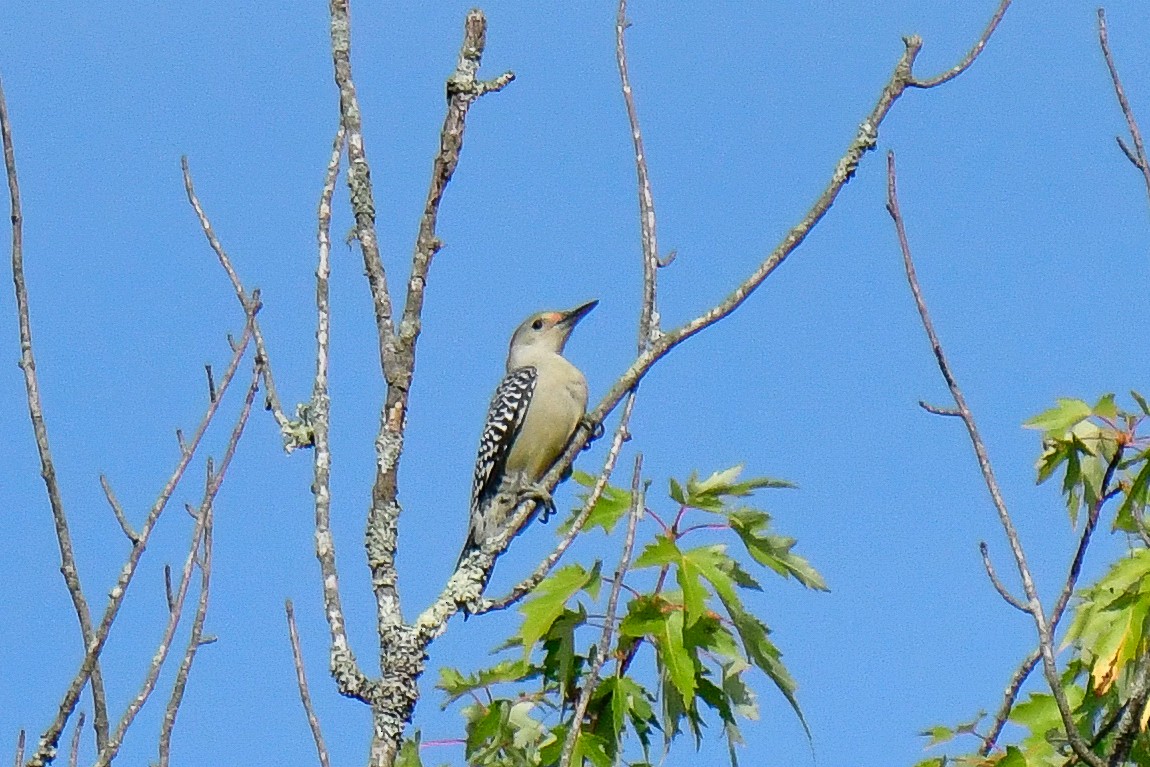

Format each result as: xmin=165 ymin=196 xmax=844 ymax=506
xmin=459 ymin=366 xmax=537 ymax=564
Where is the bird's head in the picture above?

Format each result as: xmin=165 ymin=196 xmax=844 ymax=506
xmin=508 ymin=300 xmax=598 ymax=364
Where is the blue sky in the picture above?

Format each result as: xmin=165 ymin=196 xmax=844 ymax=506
xmin=2 ymin=2 xmax=1149 ymax=766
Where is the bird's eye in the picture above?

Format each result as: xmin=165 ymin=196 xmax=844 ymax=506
xmin=531 ymin=319 xmax=544 ymax=330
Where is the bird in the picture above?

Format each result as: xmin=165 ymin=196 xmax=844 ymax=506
xmin=457 ymin=300 xmax=598 ymax=571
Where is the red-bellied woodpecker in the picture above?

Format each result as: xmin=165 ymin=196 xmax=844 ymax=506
xmin=457 ymin=300 xmax=597 ymax=568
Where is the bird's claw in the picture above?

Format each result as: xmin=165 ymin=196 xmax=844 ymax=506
xmin=521 ymin=485 xmax=557 ymax=523
xmin=580 ymin=417 xmax=605 ymax=449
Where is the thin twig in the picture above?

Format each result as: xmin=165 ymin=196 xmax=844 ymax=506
xmin=99 ymin=475 xmax=139 ymax=543
xmin=1050 ymin=446 xmax=1124 ymax=627
xmin=28 ymin=313 xmax=258 ymax=767
xmin=474 ymin=0 xmax=655 ymax=613
xmin=204 ymin=363 xmax=216 ymax=403
xmin=886 ymin=150 xmax=1102 ymax=767
xmin=181 ymin=157 xmax=295 ymax=443
xmin=1 ymin=74 xmax=111 ymax=758
xmin=286 ymin=600 xmax=332 ymax=767
xmin=559 ymin=455 xmax=643 ymax=767
xmin=96 ymin=364 xmax=259 ymax=767
xmin=979 ymin=649 xmax=1041 ymax=755
xmin=1097 ymin=8 xmax=1150 ymax=207
xmin=158 ymin=496 xmax=215 ymax=766
xmin=616 ymin=0 xmax=662 ymax=350
xmin=163 ymin=565 xmax=175 ymax=613
xmin=65 ymin=713 xmax=81 ymax=767
xmin=909 ymin=0 xmax=1012 ymax=88
xmin=979 ymin=542 xmax=1028 ymax=613
xmin=920 ymin=400 xmax=962 ymax=417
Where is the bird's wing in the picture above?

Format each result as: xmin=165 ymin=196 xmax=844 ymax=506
xmin=471 ymin=365 xmax=538 ymax=515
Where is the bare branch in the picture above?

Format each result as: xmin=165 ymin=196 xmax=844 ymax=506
xmin=910 ymin=0 xmax=1012 ymax=88
xmin=163 ymin=565 xmax=175 ymax=613
xmin=920 ymin=400 xmax=962 ymax=417
xmin=1 ymin=73 xmax=111 ymax=758
xmin=180 ymin=157 xmax=302 ymax=449
xmin=65 ymin=714 xmax=81 ymax=767
xmin=286 ymin=600 xmax=331 ymax=767
xmin=1097 ymin=8 xmax=1150 ymax=207
xmin=979 ymin=649 xmax=1041 ymax=755
xmin=1049 ymin=446 xmax=1124 ymax=629
xmin=559 ymin=455 xmax=643 ymax=767
xmin=886 ymin=150 xmax=1102 ymax=767
xmin=616 ymin=0 xmax=662 ymax=349
xmin=363 ymin=5 xmax=517 ymax=664
xmin=99 ymin=475 xmax=139 ymax=544
xmin=425 ymin=0 xmax=1017 ymax=641
xmin=158 ymin=500 xmax=215 ymax=767
xmin=204 ymin=363 xmax=217 ymax=403
xmin=979 ymin=542 xmax=1028 ymax=613
xmin=403 ymin=7 xmax=514 ymax=356
xmin=1116 ymin=135 xmax=1140 ymax=169
xmin=28 ymin=313 xmax=258 ymax=767
xmin=96 ymin=363 xmax=259 ymax=767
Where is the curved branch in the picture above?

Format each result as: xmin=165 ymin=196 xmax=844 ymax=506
xmin=909 ymin=0 xmax=1012 ymax=88
xmin=886 ymin=150 xmax=1102 ymax=767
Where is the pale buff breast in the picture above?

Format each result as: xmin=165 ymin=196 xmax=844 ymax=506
xmin=503 ymin=357 xmax=588 ymax=482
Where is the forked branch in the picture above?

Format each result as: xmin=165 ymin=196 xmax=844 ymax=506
xmin=885 ymin=150 xmax=1103 ymax=767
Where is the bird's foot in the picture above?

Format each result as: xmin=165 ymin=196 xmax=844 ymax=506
xmin=520 ymin=484 xmax=556 ymax=523
xmin=580 ymin=416 xmax=605 ymax=449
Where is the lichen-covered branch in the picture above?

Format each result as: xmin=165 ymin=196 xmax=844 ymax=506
xmin=328 ymin=0 xmax=397 ymax=381
xmin=309 ymin=125 xmax=375 ymax=703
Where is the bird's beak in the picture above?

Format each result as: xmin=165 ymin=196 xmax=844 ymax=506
xmin=557 ymin=300 xmax=598 ymax=330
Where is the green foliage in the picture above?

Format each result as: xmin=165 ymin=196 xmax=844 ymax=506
xmin=395 ymin=732 xmax=425 ymax=767
xmin=921 ymin=393 xmax=1150 ymax=766
xmin=436 ymin=465 xmax=822 ymax=766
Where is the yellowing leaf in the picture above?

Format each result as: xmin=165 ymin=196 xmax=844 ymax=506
xmin=1090 ymin=608 xmax=1132 ymax=695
